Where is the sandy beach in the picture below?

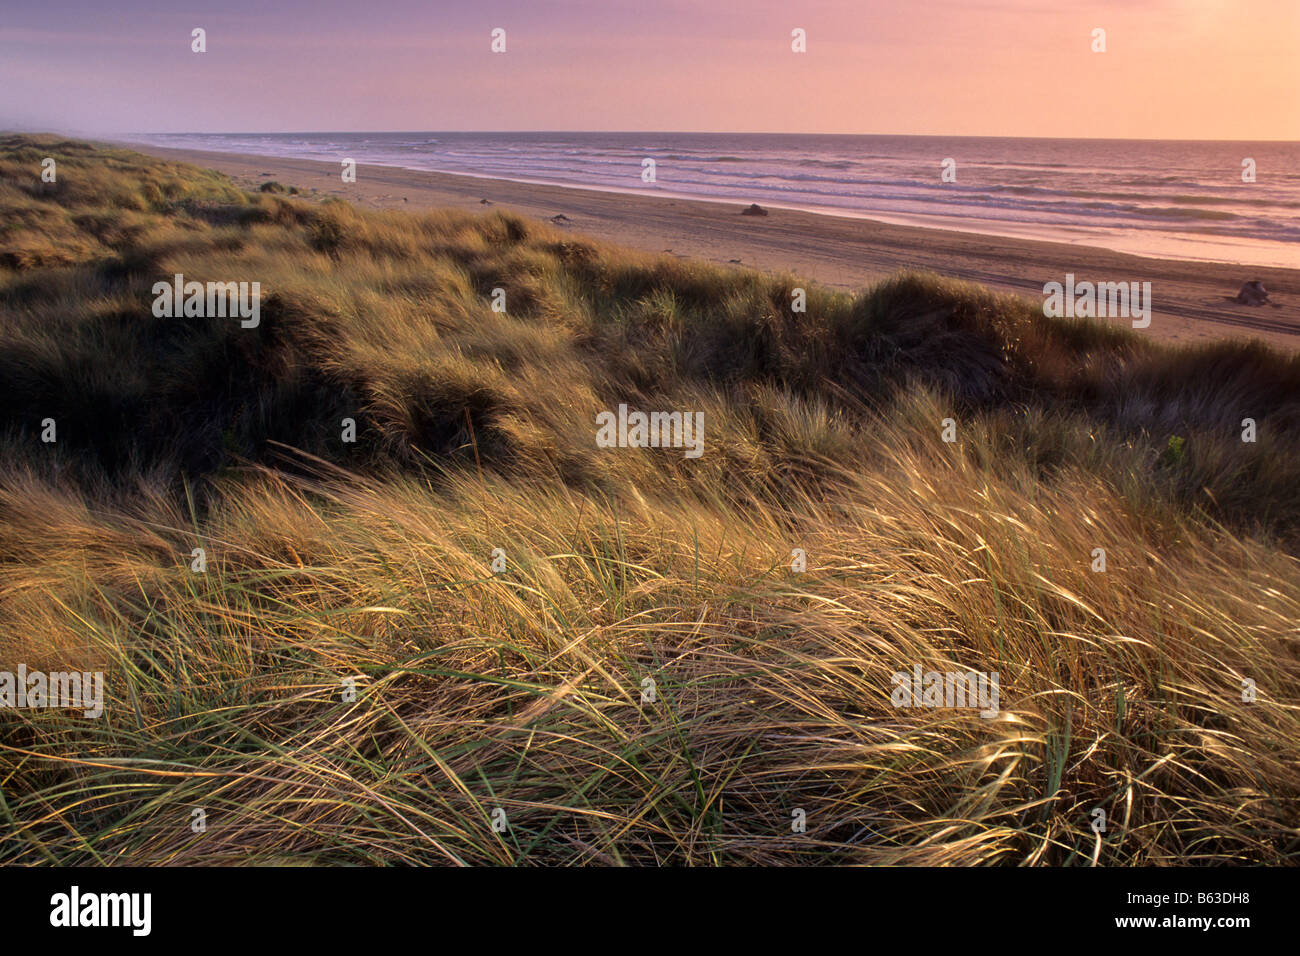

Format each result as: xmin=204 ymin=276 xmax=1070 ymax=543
xmin=127 ymin=143 xmax=1300 ymax=350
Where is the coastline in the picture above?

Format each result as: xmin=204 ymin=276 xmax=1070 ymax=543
xmin=123 ymin=142 xmax=1300 ymax=350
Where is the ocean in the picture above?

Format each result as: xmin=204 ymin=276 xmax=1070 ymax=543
xmin=129 ymin=132 xmax=1300 ymax=269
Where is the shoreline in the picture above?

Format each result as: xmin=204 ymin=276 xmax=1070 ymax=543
xmin=245 ymin=161 xmax=1295 ymax=271
xmin=123 ymin=142 xmax=1300 ymax=350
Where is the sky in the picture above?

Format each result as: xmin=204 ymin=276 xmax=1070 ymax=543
xmin=1 ymin=0 xmax=1297 ymax=140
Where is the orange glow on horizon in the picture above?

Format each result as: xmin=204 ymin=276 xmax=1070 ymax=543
xmin=1 ymin=0 xmax=1296 ymax=139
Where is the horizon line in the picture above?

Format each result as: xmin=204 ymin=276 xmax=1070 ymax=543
xmin=86 ymin=129 xmax=1300 ymax=145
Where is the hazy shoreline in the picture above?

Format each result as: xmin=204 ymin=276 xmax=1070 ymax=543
xmin=125 ymin=142 xmax=1300 ymax=349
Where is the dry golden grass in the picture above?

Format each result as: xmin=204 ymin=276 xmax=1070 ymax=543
xmin=0 ymin=136 xmax=1297 ymax=865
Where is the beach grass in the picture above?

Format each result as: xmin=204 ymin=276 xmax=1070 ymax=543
xmin=1 ymin=135 xmax=1298 ymax=865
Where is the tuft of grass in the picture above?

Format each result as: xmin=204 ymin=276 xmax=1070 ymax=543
xmin=1 ymin=136 xmax=1298 ymax=866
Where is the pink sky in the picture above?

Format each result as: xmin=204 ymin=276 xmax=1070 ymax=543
xmin=2 ymin=0 xmax=1297 ymax=139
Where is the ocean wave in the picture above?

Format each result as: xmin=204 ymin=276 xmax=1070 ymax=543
xmin=1142 ymin=206 xmax=1240 ymax=221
